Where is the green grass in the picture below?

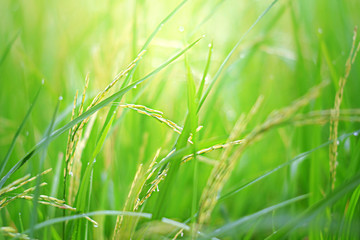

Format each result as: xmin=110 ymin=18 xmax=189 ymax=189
xmin=1 ymin=0 xmax=360 ymax=239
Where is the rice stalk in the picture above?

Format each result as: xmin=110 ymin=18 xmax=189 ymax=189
xmin=182 ymin=138 xmax=245 ymax=164
xmin=19 ymin=195 xmax=76 ymax=211
xmin=182 ymin=109 xmax=360 ymax=165
xmin=131 ymin=96 xmax=272 ymax=215
xmin=329 ymin=26 xmax=360 ymax=190
xmin=133 ymin=149 xmax=162 ymax=211
xmin=135 ymin=150 xmax=174 ymax=210
xmin=0 ymin=168 xmax=51 ymax=196
xmin=0 ymin=163 xmax=96 ymax=225
xmin=15 ymin=193 xmax=97 ymax=225
xmin=172 ymin=228 xmax=184 ymax=240
xmin=0 ymin=174 xmax=30 ymax=196
xmin=197 ymin=96 xmax=264 ymax=227
xmin=67 ymin=114 xmax=97 ymax=204
xmin=116 ymin=150 xmax=163 ymax=239
xmin=134 ymin=168 xmax=168 ymax=212
xmin=197 ymin=82 xmax=327 ymax=227
xmin=114 ymin=103 xmax=183 ymax=134
xmin=128 ymin=87 xmax=360 ymax=228
xmin=90 ymin=50 xmax=145 ymax=107
xmin=64 ymin=90 xmax=79 ymax=199
xmin=0 ymin=182 xmax=47 ymax=209
xmin=117 ymin=104 xmax=202 ymax=144
xmin=292 ymin=110 xmax=360 ymax=126
xmin=0 ymin=226 xmax=30 ymax=240
xmin=113 ymin=164 xmax=144 ymax=239
xmin=63 ymin=74 xmax=91 ymax=203
xmin=63 ymin=51 xmax=145 ymax=202
xmin=113 ymin=152 xmax=166 ymax=239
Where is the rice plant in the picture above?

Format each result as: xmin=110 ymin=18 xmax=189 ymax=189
xmin=1 ymin=0 xmax=360 ymax=239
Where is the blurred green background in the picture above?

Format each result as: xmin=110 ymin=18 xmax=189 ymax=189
xmin=1 ymin=0 xmax=360 ymax=239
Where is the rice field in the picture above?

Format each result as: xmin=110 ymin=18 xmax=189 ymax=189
xmin=1 ymin=0 xmax=360 ymax=239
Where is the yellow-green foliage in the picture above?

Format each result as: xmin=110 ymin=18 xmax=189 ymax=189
xmin=1 ymin=0 xmax=360 ymax=239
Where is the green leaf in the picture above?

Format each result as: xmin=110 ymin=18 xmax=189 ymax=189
xmin=23 ymin=210 xmax=200 ymax=237
xmin=70 ymin=114 xmax=115 ymax=239
xmin=265 ymin=171 xmax=360 ymax=240
xmin=216 ymin=130 xmax=360 ymax=201
xmin=218 ymin=139 xmax=330 ymax=201
xmin=23 ymin=211 xmax=153 ymax=234
xmin=196 ymin=41 xmax=213 ymax=101
xmin=30 ymin=97 xmax=61 ymax=238
xmin=152 ymin=117 xmax=210 ymax=221
xmin=0 ymin=84 xmax=42 ymax=178
xmin=203 ymin=195 xmax=308 ymax=238
xmin=187 ymin=0 xmax=226 ymax=38
xmin=0 ymin=31 xmax=19 ymax=68
xmin=340 ymin=185 xmax=360 ymax=239
xmin=152 ymin=136 xmax=227 ymax=172
xmin=197 ymin=0 xmax=279 ymax=112
xmin=184 ymin=54 xmax=199 ymax=237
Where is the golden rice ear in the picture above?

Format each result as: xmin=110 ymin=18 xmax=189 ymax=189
xmin=78 ymin=73 xmax=90 ymax=116
xmin=90 ymin=50 xmax=146 ymax=108
xmin=329 ymin=26 xmax=360 ymax=190
xmin=0 ymin=226 xmax=31 ymax=239
xmin=64 ymin=52 xmax=147 ymax=203
xmin=117 ymin=103 xmax=183 ymax=134
xmin=0 ymin=168 xmax=51 ymax=196
xmin=181 ymin=139 xmax=246 ymax=164
xmin=197 ymin=81 xmax=327 ymax=227
xmin=113 ymin=163 xmax=144 ymax=239
xmin=0 ymin=168 xmax=92 ymax=223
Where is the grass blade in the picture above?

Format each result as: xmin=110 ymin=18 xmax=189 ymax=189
xmin=69 ymin=115 xmax=115 ymax=239
xmin=24 ymin=211 xmax=152 ymax=234
xmin=23 ymin=210 xmax=198 ymax=237
xmin=265 ymin=171 xmax=360 ymax=239
xmin=197 ymin=0 xmax=279 ymax=112
xmin=218 ymin=129 xmax=360 ymax=201
xmin=30 ymin=97 xmax=61 ymax=238
xmin=196 ymin=41 xmax=213 ymax=100
xmin=187 ymin=0 xmax=227 ymax=38
xmin=0 ymin=32 xmax=19 ymax=68
xmin=0 ymin=84 xmax=42 ymax=178
xmin=116 ymin=0 xmax=188 ymax=97
xmin=184 ymin=55 xmax=199 ymax=238
xmin=340 ymin=185 xmax=360 ymax=239
xmin=152 ymin=55 xmax=200 ymax=219
xmin=204 ymin=195 xmax=308 ymax=238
